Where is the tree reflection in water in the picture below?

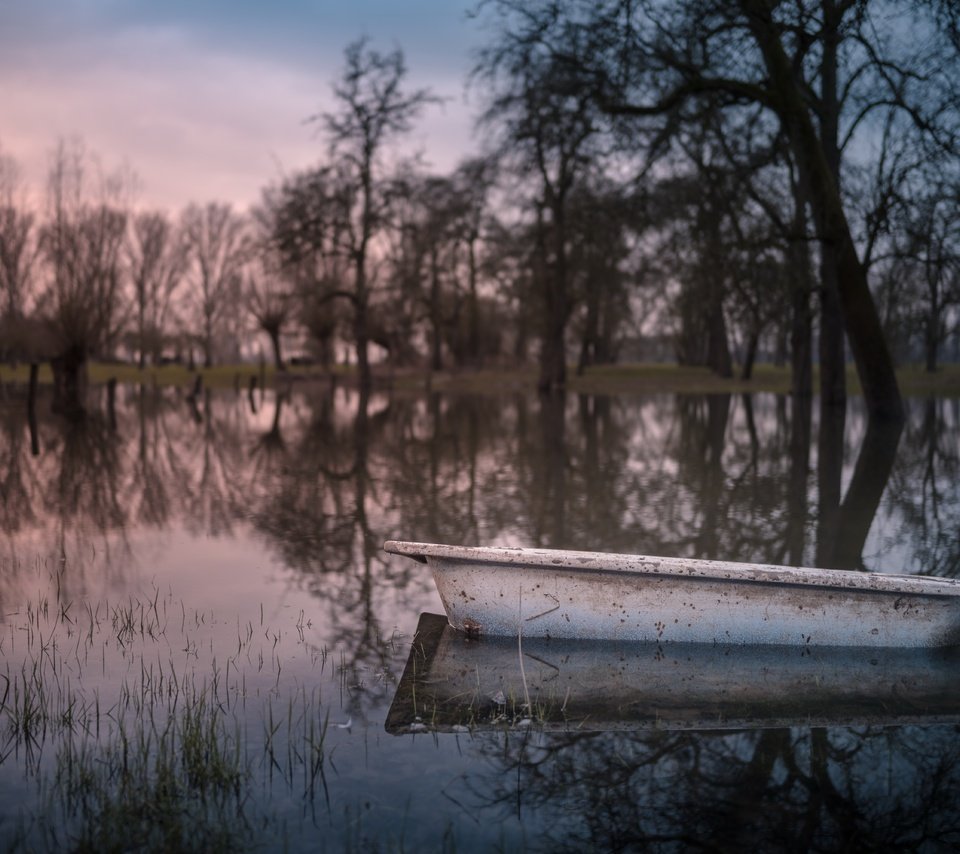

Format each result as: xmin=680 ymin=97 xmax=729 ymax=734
xmin=0 ymin=386 xmax=956 ymax=598
xmin=0 ymin=384 xmax=958 ymax=845
xmin=449 ymin=723 xmax=960 ymax=851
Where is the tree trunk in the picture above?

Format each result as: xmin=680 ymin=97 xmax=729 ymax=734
xmin=138 ymin=303 xmax=147 ymax=370
xmin=788 ymin=178 xmax=814 ymax=398
xmin=50 ymin=345 xmax=87 ymax=418
xmin=596 ymin=287 xmax=615 ymax=364
xmin=705 ymin=182 xmax=733 ymax=378
xmin=354 ymin=305 xmax=371 ymax=388
xmin=817 ymin=0 xmax=847 ymax=408
xmin=353 ymin=246 xmax=372 ymax=388
xmin=745 ymin=0 xmax=903 ymax=421
xmin=467 ymin=234 xmax=480 ymax=365
xmin=429 ymin=247 xmax=443 ymax=372
xmin=577 ymin=280 xmax=600 ymax=376
xmin=773 ymin=321 xmax=787 ymax=367
xmin=819 ymin=261 xmax=847 ymax=404
xmin=514 ymin=300 xmax=529 ymax=363
xmin=537 ymin=204 xmax=568 ymax=393
xmin=740 ymin=325 xmax=759 ymax=380
xmin=925 ymin=283 xmax=940 ymax=372
xmin=707 ymin=303 xmax=733 ymax=378
xmin=356 ymin=166 xmax=374 ymax=390
xmin=267 ymin=325 xmax=285 ymax=371
xmin=791 ymin=277 xmax=813 ymax=398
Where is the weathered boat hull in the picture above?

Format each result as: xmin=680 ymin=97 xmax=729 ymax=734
xmin=386 ymin=613 xmax=960 ymax=734
xmin=384 ymin=541 xmax=960 ymax=647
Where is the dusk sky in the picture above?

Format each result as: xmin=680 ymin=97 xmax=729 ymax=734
xmin=0 ymin=0 xmax=483 ymax=212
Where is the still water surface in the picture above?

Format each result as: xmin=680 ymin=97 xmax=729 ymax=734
xmin=0 ymin=384 xmax=958 ymax=850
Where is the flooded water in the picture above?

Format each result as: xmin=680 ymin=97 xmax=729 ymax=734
xmin=0 ymin=383 xmax=958 ymax=850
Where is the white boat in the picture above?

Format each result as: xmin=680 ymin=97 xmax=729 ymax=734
xmin=383 ymin=541 xmax=960 ymax=648
xmin=386 ymin=613 xmax=960 ymax=733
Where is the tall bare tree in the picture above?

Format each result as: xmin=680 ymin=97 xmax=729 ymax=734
xmin=0 ymin=146 xmax=36 ymax=329
xmin=38 ymin=139 xmax=129 ymax=413
xmin=181 ymin=202 xmax=249 ymax=368
xmin=246 ymin=209 xmax=294 ymax=371
xmin=309 ymin=38 xmax=437 ymax=387
xmin=497 ymin=0 xmax=960 ymax=420
xmin=452 ymin=157 xmax=497 ymax=366
xmin=888 ymin=181 xmax=960 ymax=371
xmin=475 ymin=4 xmax=602 ymax=392
xmin=125 ymin=211 xmax=187 ymax=367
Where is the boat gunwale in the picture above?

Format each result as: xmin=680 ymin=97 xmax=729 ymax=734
xmin=383 ymin=540 xmax=960 ymax=598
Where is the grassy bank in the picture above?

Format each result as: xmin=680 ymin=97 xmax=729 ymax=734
xmin=1 ymin=360 xmax=958 ymax=397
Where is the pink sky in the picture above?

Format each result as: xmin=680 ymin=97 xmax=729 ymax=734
xmin=0 ymin=1 xmax=481 ymax=213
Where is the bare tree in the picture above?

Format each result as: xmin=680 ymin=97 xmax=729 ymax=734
xmin=125 ymin=211 xmax=187 ymax=367
xmin=0 ymin=145 xmax=37 ymax=331
xmin=389 ymin=170 xmax=468 ymax=371
xmin=566 ymin=175 xmax=640 ymax=374
xmin=309 ymin=38 xmax=438 ymax=387
xmin=38 ymin=139 xmax=129 ymax=414
xmin=496 ymin=0 xmax=960 ymax=420
xmin=475 ymin=6 xmax=602 ymax=391
xmin=451 ymin=156 xmax=497 ymax=366
xmin=181 ymin=202 xmax=249 ymax=368
xmin=889 ymin=181 xmax=960 ymax=370
xmin=245 ymin=213 xmax=294 ymax=371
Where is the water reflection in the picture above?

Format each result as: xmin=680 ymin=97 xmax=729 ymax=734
xmin=1 ymin=385 xmax=959 ymax=848
xmin=452 ymin=721 xmax=960 ymax=850
xmin=0 ymin=387 xmax=955 ymax=583
xmin=387 ymin=614 xmax=960 ymax=848
xmin=389 ymin=613 xmax=960 ymax=732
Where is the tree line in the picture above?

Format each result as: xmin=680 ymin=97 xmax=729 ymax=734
xmin=2 ymin=1 xmax=959 ymax=420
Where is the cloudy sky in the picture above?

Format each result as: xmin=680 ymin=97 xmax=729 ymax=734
xmin=0 ymin=0 xmax=483 ymax=212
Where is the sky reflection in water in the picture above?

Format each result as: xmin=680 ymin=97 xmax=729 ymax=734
xmin=0 ymin=384 xmax=958 ymax=850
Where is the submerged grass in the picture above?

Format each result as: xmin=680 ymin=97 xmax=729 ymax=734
xmin=45 ymin=691 xmax=248 ymax=854
xmin=0 ymin=569 xmax=356 ymax=852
